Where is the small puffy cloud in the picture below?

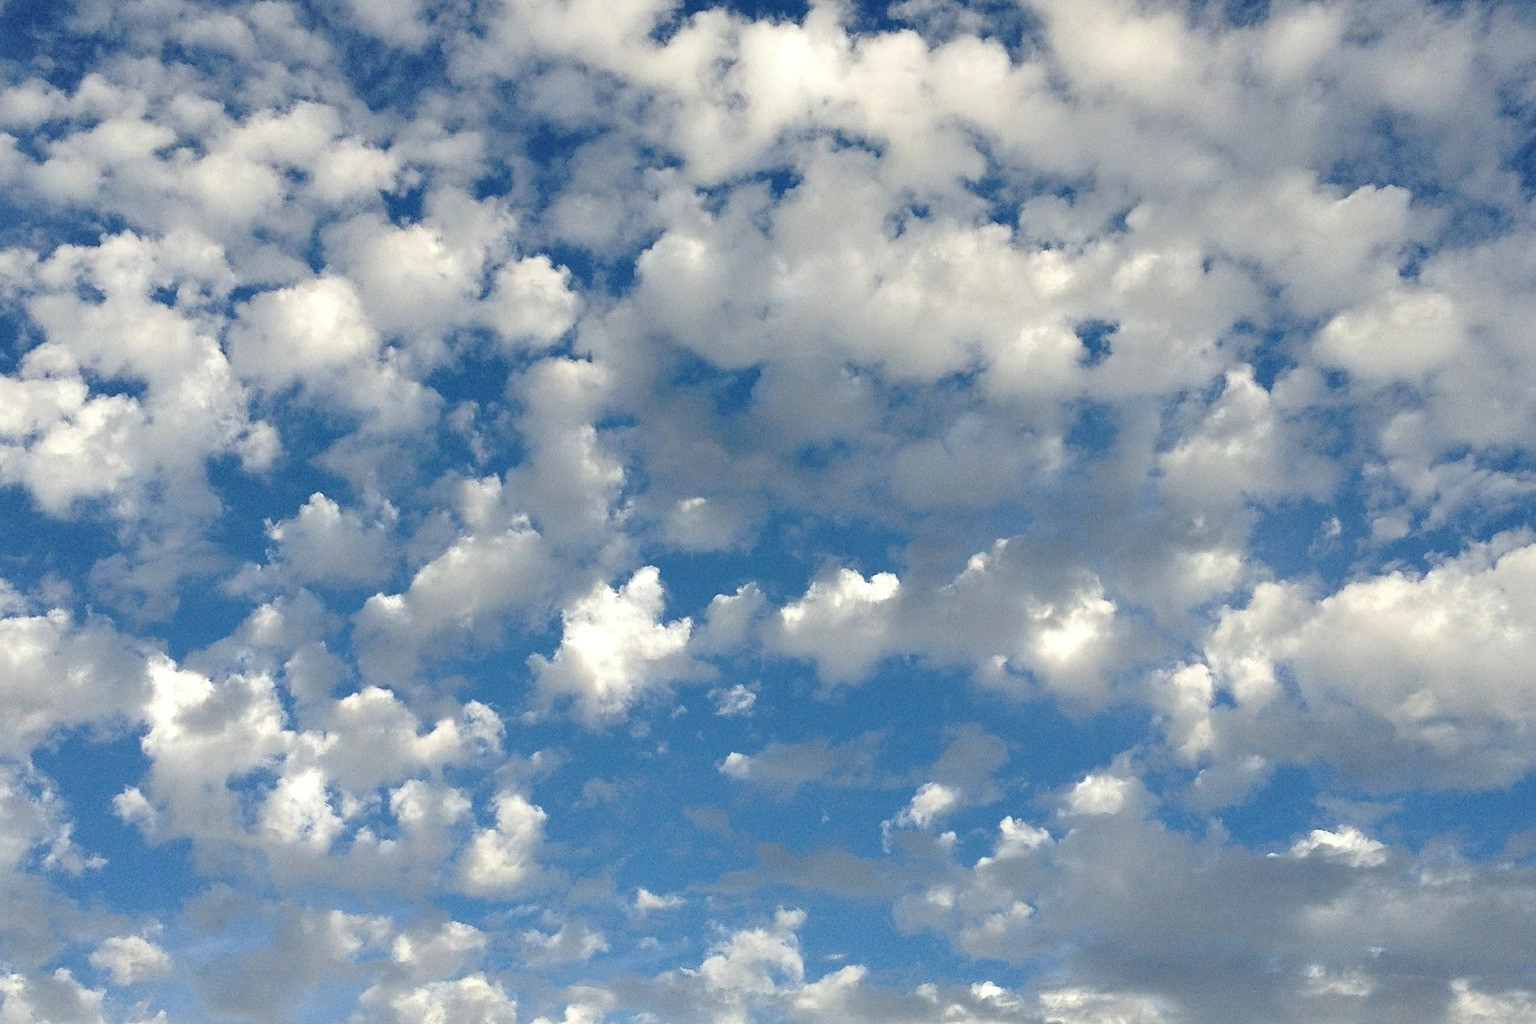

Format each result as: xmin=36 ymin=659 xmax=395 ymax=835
xmin=1189 ymin=532 xmax=1536 ymax=788
xmin=0 ymin=763 xmax=105 ymax=876
xmin=227 ymin=275 xmax=379 ymax=386
xmin=691 ymin=584 xmax=768 ymax=658
xmin=361 ymin=975 xmax=519 ymax=1024
xmin=635 ymin=887 xmax=684 ymax=913
xmin=317 ymin=688 xmax=503 ymax=792
xmin=89 ymin=934 xmax=171 ymax=985
xmin=717 ymin=734 xmax=881 ymax=795
xmin=335 ymin=0 xmax=432 ymax=50
xmin=354 ymin=520 xmax=550 ymax=683
xmin=322 ymin=194 xmax=577 ymax=352
xmin=0 ymin=605 xmax=150 ymax=758
xmin=892 ymin=781 xmax=960 ymax=830
xmin=1061 ymin=773 xmax=1133 ymax=817
xmin=260 ymin=492 xmax=395 ymax=589
xmin=389 ymin=921 xmax=487 ymax=980
xmin=259 ymin=766 xmax=346 ymax=853
xmin=688 ymin=908 xmax=806 ymax=1024
xmin=772 ymin=568 xmax=901 ymax=684
xmin=1315 ymin=287 xmax=1465 ymax=385
xmin=530 ymin=566 xmax=696 ymax=726
xmin=709 ymin=683 xmax=757 ymax=717
xmin=519 ymin=920 xmax=609 ymax=966
xmin=483 ymin=254 xmax=580 ymax=349
xmin=935 ymin=539 xmax=1131 ymax=706
xmin=226 ymin=275 xmax=436 ymax=432
xmin=1287 ymin=827 xmax=1388 ymax=869
xmin=457 ymin=791 xmax=547 ymax=896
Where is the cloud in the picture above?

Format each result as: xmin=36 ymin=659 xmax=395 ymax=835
xmin=530 ymin=566 xmax=697 ymax=725
xmin=771 ymin=568 xmax=901 ymax=684
xmin=1172 ymin=531 xmax=1536 ymax=789
xmin=635 ymin=886 xmax=685 ymax=913
xmin=0 ymin=969 xmax=106 ymax=1024
xmin=718 ymin=734 xmax=883 ymax=795
xmin=457 ymin=790 xmax=547 ymax=896
xmin=0 ymin=604 xmax=151 ymax=758
xmin=88 ymin=935 xmax=171 ymax=986
xmin=256 ymin=492 xmax=396 ymax=589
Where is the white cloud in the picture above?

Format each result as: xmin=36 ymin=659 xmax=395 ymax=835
xmin=226 ymin=274 xmax=437 ymax=433
xmin=0 ymin=763 xmax=104 ymax=878
xmin=354 ymin=517 xmax=551 ymax=684
xmin=530 ymin=567 xmax=695 ymax=725
xmin=457 ymin=791 xmax=547 ymax=896
xmin=635 ymin=887 xmax=684 ymax=913
xmin=0 ymin=969 xmax=106 ymax=1024
xmin=1061 ymin=773 xmax=1132 ymax=817
xmin=259 ymin=492 xmax=395 ymax=589
xmin=685 ymin=908 xmax=806 ymax=1024
xmin=893 ymin=782 xmax=960 ymax=830
xmin=0 ymin=605 xmax=150 ymax=758
xmin=1187 ymin=532 xmax=1536 ymax=788
xmin=772 ymin=568 xmax=901 ymax=684
xmin=709 ymin=683 xmax=757 ymax=717
xmin=519 ymin=920 xmax=609 ymax=965
xmin=89 ymin=934 xmax=171 ymax=986
xmin=363 ymin=975 xmax=519 ymax=1024
xmin=1287 ymin=827 xmax=1388 ymax=869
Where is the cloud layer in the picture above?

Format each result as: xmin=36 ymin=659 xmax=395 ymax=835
xmin=3 ymin=0 xmax=1536 ymax=1021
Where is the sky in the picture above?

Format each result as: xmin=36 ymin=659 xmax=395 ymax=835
xmin=2 ymin=0 xmax=1536 ymax=1021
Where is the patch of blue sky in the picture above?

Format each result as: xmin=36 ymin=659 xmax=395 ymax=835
xmin=32 ymin=732 xmax=197 ymax=910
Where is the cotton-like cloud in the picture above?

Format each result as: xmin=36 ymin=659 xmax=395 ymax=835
xmin=0 ymin=969 xmax=106 ymax=1024
xmin=0 ymin=604 xmax=150 ymax=758
xmin=771 ymin=568 xmax=901 ymax=684
xmin=88 ymin=935 xmax=171 ymax=986
xmin=457 ymin=791 xmax=547 ymax=896
xmin=530 ymin=566 xmax=697 ymax=725
xmin=1169 ymin=531 xmax=1536 ymax=789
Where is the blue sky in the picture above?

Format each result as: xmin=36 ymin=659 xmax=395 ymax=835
xmin=3 ymin=0 xmax=1536 ymax=1021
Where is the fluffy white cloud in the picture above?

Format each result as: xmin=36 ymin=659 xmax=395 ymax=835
xmin=0 ymin=970 xmax=106 ymax=1024
xmin=258 ymin=492 xmax=396 ymax=589
xmin=226 ymin=274 xmax=436 ymax=433
xmin=519 ymin=919 xmax=608 ymax=966
xmin=354 ymin=513 xmax=551 ymax=684
xmin=635 ymin=887 xmax=685 ymax=913
xmin=0 ymin=605 xmax=150 ymax=758
xmin=772 ymin=568 xmax=901 ymax=684
xmin=1287 ymin=827 xmax=1388 ymax=869
xmin=457 ymin=790 xmax=547 ymax=896
xmin=88 ymin=935 xmax=171 ymax=986
xmin=361 ymin=975 xmax=519 ymax=1024
xmin=1175 ymin=532 xmax=1536 ymax=788
xmin=0 ymin=763 xmax=105 ymax=878
xmin=530 ymin=566 xmax=695 ymax=725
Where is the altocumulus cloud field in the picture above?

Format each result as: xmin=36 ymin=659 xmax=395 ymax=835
xmin=4 ymin=0 xmax=1536 ymax=1021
